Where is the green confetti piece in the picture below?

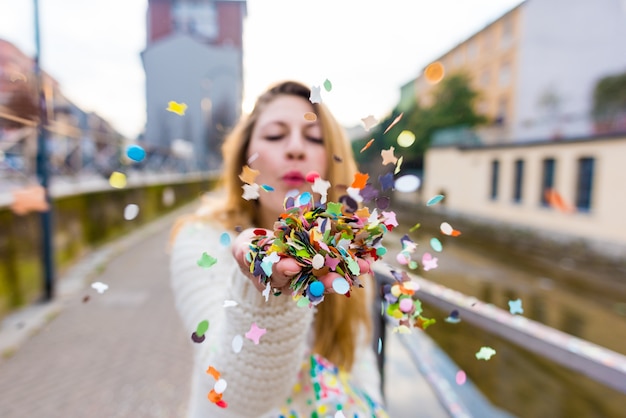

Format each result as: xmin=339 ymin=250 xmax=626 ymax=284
xmin=296 ymin=296 xmax=311 ymax=308
xmin=409 ymin=223 xmax=421 ymax=232
xmin=196 ymin=320 xmax=209 ymax=337
xmin=326 ymin=202 xmax=342 ymax=217
xmin=430 ymin=237 xmax=443 ymax=252
xmin=346 ymin=257 xmax=360 ymax=275
xmin=323 ymin=79 xmax=332 ymax=92
xmin=197 ymin=252 xmax=217 ymax=268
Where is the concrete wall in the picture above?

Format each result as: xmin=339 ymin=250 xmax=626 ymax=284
xmin=0 ymin=173 xmax=217 ymax=319
xmin=422 ymin=135 xmax=626 ymax=257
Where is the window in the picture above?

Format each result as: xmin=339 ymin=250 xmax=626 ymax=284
xmin=513 ymin=159 xmax=524 ymax=203
xmin=540 ymin=158 xmax=556 ymax=206
xmin=501 ymin=17 xmax=514 ymax=49
xmin=575 ymin=157 xmax=594 ymax=211
xmin=490 ymin=159 xmax=500 ymax=200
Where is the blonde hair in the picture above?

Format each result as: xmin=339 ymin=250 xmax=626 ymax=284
xmin=172 ymin=80 xmax=372 ymax=371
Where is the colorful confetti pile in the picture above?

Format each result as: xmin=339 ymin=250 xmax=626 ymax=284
xmin=246 ymin=191 xmax=391 ymax=305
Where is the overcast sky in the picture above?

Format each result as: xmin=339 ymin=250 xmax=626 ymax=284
xmin=0 ymin=0 xmax=524 ymax=139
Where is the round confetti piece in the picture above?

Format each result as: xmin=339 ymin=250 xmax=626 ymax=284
xmin=323 ymin=79 xmax=332 ymax=92
xmin=214 ymin=378 xmax=228 ymax=394
xmin=456 ymin=370 xmax=467 ymax=385
xmin=109 ymin=171 xmax=126 ymax=189
xmin=440 ymin=222 xmax=453 ymax=235
xmin=375 ymin=196 xmax=390 ymax=210
xmin=425 ymin=61 xmax=445 ymax=84
xmin=196 ymin=320 xmax=209 ymax=337
xmin=376 ymin=247 xmax=387 ymax=256
xmin=126 ymin=144 xmax=146 ymax=162
xmin=408 ymin=260 xmax=418 ymax=269
xmin=305 ymin=171 xmax=320 ymax=183
xmin=312 ymin=253 xmax=325 ymax=269
xmin=390 ymin=284 xmax=401 ymax=298
xmin=123 ymin=204 xmax=139 ymax=220
xmin=162 ymin=187 xmax=175 ymax=206
xmin=219 ymin=232 xmax=231 ymax=246
xmin=399 ymin=298 xmax=414 ymax=313
xmin=303 ymin=112 xmax=317 ymax=121
xmin=430 ymin=237 xmax=443 ymax=252
xmin=191 ymin=332 xmax=205 ymax=343
xmin=426 ymin=194 xmax=445 ymax=206
xmin=309 ymin=281 xmax=324 ymax=297
xmin=397 ymin=130 xmax=416 ymax=148
xmin=394 ymin=174 xmax=421 ymax=193
xmin=332 ymin=277 xmax=350 ymax=295
xmin=232 ymin=335 xmax=243 ymax=353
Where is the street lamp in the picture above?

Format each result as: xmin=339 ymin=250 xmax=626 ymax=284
xmin=33 ymin=0 xmax=55 ymax=302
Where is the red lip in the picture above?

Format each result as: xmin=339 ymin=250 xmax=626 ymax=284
xmin=282 ymin=171 xmax=305 ymax=187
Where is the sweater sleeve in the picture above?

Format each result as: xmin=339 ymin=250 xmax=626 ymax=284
xmin=170 ymin=222 xmax=315 ymax=418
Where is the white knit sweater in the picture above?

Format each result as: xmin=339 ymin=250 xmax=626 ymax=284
xmin=170 ymin=221 xmax=384 ymax=418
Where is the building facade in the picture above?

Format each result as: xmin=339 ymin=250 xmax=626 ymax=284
xmin=411 ymin=0 xmax=626 ymax=143
xmin=422 ymin=134 xmax=626 ymax=254
xmin=142 ymin=0 xmax=247 ymax=171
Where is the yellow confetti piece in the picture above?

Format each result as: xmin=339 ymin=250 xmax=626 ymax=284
xmin=109 ymin=171 xmax=127 ymax=189
xmin=425 ymin=61 xmax=445 ymax=84
xmin=397 ymin=130 xmax=416 ymax=147
xmin=303 ymin=112 xmax=317 ymax=121
xmin=394 ymin=156 xmax=403 ymax=174
xmin=166 ymin=101 xmax=187 ymax=115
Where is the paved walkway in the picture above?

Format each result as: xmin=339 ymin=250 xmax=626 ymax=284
xmin=0 ymin=201 xmax=449 ymax=418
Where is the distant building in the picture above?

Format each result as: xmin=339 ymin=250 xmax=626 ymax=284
xmin=409 ymin=0 xmax=626 ymax=143
xmin=0 ymin=39 xmax=122 ymax=178
xmin=142 ymin=0 xmax=247 ymax=171
xmin=422 ymin=133 xmax=626 ymax=254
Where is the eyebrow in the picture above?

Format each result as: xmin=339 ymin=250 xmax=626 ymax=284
xmin=259 ymin=120 xmax=320 ymax=130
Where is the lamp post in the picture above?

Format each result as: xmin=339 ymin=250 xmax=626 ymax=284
xmin=33 ymin=0 xmax=55 ymax=302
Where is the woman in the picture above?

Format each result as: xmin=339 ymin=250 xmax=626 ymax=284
xmin=170 ymin=80 xmax=387 ymax=417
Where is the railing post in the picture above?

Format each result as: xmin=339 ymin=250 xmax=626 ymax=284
xmin=33 ymin=0 xmax=55 ymax=302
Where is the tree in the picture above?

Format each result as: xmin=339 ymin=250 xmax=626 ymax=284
xmin=354 ymin=72 xmax=486 ymax=171
xmin=592 ymin=71 xmax=626 ymax=134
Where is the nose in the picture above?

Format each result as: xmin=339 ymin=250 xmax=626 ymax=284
xmin=285 ymin=132 xmax=305 ymax=160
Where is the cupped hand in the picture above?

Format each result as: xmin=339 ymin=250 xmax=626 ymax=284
xmin=233 ymin=228 xmax=372 ymax=294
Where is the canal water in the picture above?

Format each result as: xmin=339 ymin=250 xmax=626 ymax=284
xmin=381 ymin=209 xmax=626 ymax=418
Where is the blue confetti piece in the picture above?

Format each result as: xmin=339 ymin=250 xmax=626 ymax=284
xmin=378 ymin=337 xmax=382 ymax=354
xmin=219 ymin=232 xmax=231 ymax=246
xmin=426 ymin=194 xmax=445 ymax=206
xmin=309 ymin=281 xmax=324 ymax=297
xmin=430 ymin=237 xmax=443 ymax=252
xmin=261 ymin=184 xmax=274 ymax=191
xmin=126 ymin=145 xmax=146 ymax=162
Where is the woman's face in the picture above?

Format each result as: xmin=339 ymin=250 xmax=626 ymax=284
xmin=246 ymin=94 xmax=328 ymax=226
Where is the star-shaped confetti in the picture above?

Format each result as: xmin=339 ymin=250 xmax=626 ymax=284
xmin=10 ymin=185 xmax=49 ymax=215
xmin=244 ymin=323 xmax=266 ymax=345
xmin=309 ymin=85 xmax=322 ymax=104
xmin=91 ymin=281 xmax=109 ymax=294
xmin=508 ymin=298 xmax=524 ymax=315
xmin=378 ymin=172 xmax=394 ymax=191
xmin=381 ymin=147 xmax=398 ymax=165
xmin=475 ymin=346 xmax=496 ymax=360
xmin=382 ymin=211 xmax=398 ymax=227
xmin=311 ymin=177 xmax=331 ymax=203
xmin=166 ymin=101 xmax=187 ymax=115
xmin=326 ymin=202 xmax=343 ymax=217
xmin=351 ymin=172 xmax=369 ymax=189
xmin=242 ymin=183 xmax=260 ymax=200
xmin=361 ymin=115 xmax=378 ymax=131
xmin=359 ymin=184 xmax=379 ymax=202
xmin=422 ymin=252 xmax=438 ymax=271
xmin=260 ymin=251 xmax=280 ymax=277
xmin=197 ymin=252 xmax=217 ymax=268
xmin=239 ymin=165 xmax=260 ymax=185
